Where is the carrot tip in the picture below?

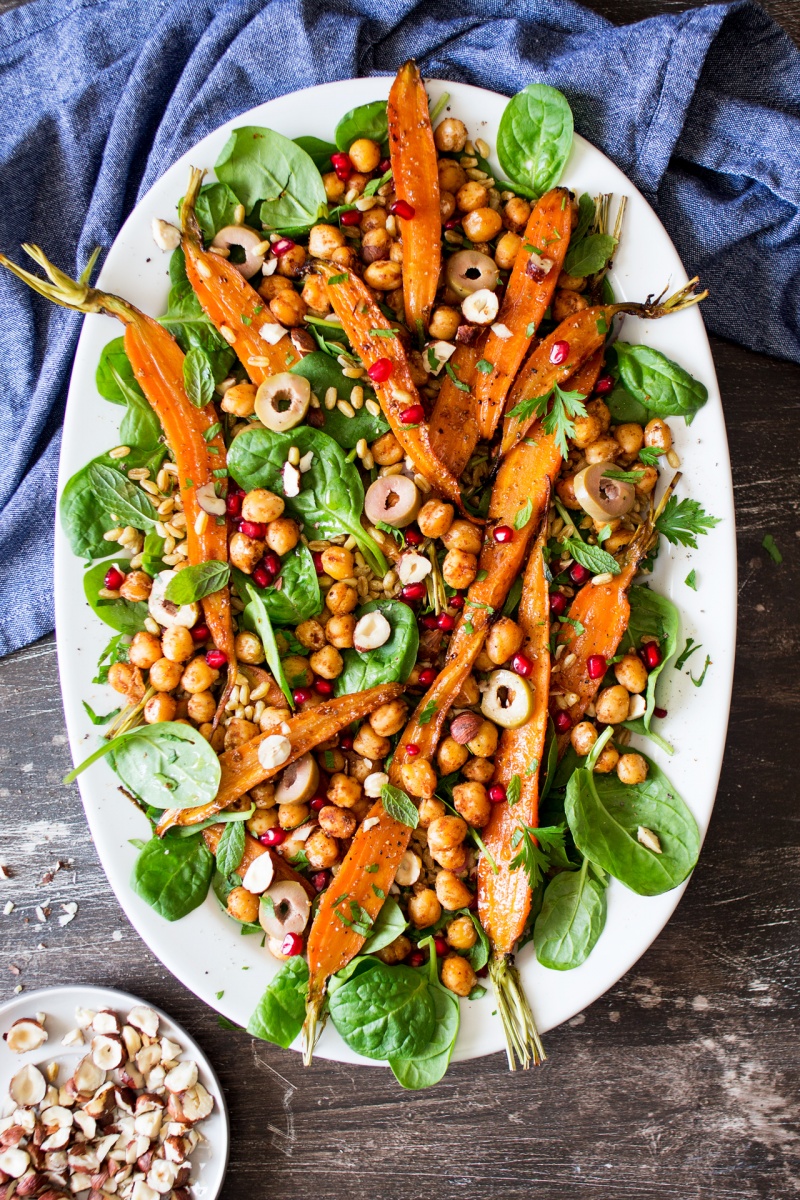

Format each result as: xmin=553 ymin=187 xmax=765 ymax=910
xmin=489 ymin=955 xmax=546 ymax=1070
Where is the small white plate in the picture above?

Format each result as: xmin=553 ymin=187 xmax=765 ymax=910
xmin=0 ymin=985 xmax=228 ymax=1197
xmin=54 ymin=77 xmax=736 ymax=1065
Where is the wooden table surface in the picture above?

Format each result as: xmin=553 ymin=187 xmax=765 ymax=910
xmin=0 ymin=1 xmax=798 ymax=1197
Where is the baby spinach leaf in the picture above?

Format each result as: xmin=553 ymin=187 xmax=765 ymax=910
xmin=165 ymin=561 xmax=231 ymax=604
xmin=328 ymin=959 xmax=436 ymax=1060
xmin=565 ymin=756 xmax=700 ymax=896
xmin=613 ymin=342 xmax=708 ymax=426
xmin=334 ymin=599 xmax=419 ymax=696
xmin=130 ymin=833 xmax=213 ymax=922
xmin=193 ymin=181 xmax=242 ymax=242
xmin=161 ymin=249 xmax=236 ymax=382
xmin=380 ymin=784 xmax=419 ymax=830
xmin=564 ymin=232 xmax=617 ymax=278
xmin=96 ymin=341 xmax=161 ymax=451
xmin=140 ymin=530 xmax=167 ymax=578
xmin=233 ymin=569 xmax=294 ymax=708
xmin=118 ymin=381 xmax=162 ymax=453
xmin=291 ymin=352 xmax=388 ymax=447
xmin=82 ymin=701 xmax=121 ymax=726
xmin=534 ymin=858 xmax=607 ymax=970
xmin=238 ymin=543 xmax=320 ymax=626
xmin=215 ymin=126 xmax=327 ymax=230
xmin=87 ymin=462 xmax=157 ymax=531
xmin=97 ymin=336 xmax=138 ymax=404
xmin=83 ymin=558 xmax=148 ymax=634
xmin=293 ymin=136 xmax=336 ymax=174
xmin=247 ymin=956 xmax=309 ymax=1049
xmin=228 ymin=426 xmax=388 ymax=576
xmin=464 ymin=912 xmax=490 ymax=971
xmin=620 ymin=716 xmax=674 ymax=756
xmin=335 ymin=100 xmax=388 ymax=152
xmin=622 ymin=586 xmax=679 ymax=728
xmin=497 ymin=83 xmax=574 ymax=198
xmin=215 ymin=820 xmax=246 ymax=877
xmin=61 ymin=466 xmax=118 ymax=561
xmin=361 ymin=897 xmax=407 ymax=954
xmin=389 ymin=978 xmax=459 ymax=1089
xmin=183 ymin=349 xmax=215 ymax=408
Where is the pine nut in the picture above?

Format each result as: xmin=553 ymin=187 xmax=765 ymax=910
xmin=337 ymin=400 xmax=355 ymax=418
xmin=129 ymin=553 xmax=144 ymax=569
xmin=414 ymin=474 xmax=432 ymax=494
xmin=233 ymin=203 xmax=245 ymax=225
xmin=109 ymin=446 xmax=130 ymax=459
xmin=475 ymin=137 xmax=490 ymax=158
xmin=208 ymin=245 xmax=230 ymax=258
xmin=310 ymin=392 xmax=321 ymax=408
xmin=103 ymin=528 xmax=124 ymax=542
xmin=250 ymin=682 xmax=270 ymax=702
xmin=324 ymin=387 xmax=338 ymax=410
xmin=460 ymin=155 xmax=478 ymax=168
xmin=667 ymin=450 xmax=681 ymax=468
xmin=592 ymin=572 xmax=613 ymax=585
xmin=356 ymin=438 xmax=368 ymax=459
xmin=288 ymin=446 xmax=301 ymax=466
xmin=144 ymin=617 xmax=161 ymax=635
xmin=383 ymin=570 xmax=397 ymax=589
xmin=342 ymin=366 xmax=365 ymax=380
xmin=219 ymin=324 xmax=237 ymax=345
xmin=98 ymin=587 xmax=120 ymax=600
xmin=385 ymin=215 xmax=397 ymax=237
xmin=365 ymin=398 xmax=381 ymax=417
xmin=563 ymin=653 xmax=577 ymax=669
xmin=466 ymin=168 xmax=489 ymax=182
xmin=197 ymin=260 xmax=212 ymax=278
xmin=350 ymin=385 xmax=364 ymax=409
xmin=355 ymin=196 xmax=377 ymax=211
xmin=163 ymin=535 xmax=176 ymax=555
xmin=239 ymin=682 xmax=251 ymax=706
xmin=362 ymin=451 xmax=374 ymax=470
xmin=162 ymin=552 xmax=181 ymax=566
xmin=343 ymin=536 xmax=357 ymax=550
xmin=254 ymin=240 xmax=272 ymax=256
xmin=194 ymin=511 xmax=208 ymax=535
xmin=444 ymin=231 xmax=464 ymax=246
xmin=215 ymin=377 xmax=236 ymax=395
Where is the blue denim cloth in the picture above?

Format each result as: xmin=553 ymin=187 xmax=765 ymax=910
xmin=0 ymin=0 xmax=797 ymax=655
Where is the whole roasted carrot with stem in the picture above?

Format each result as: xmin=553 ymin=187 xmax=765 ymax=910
xmin=203 ymin=825 xmax=315 ymax=900
xmin=180 ymin=168 xmax=299 ymax=385
xmin=387 ymin=60 xmax=441 ymax=335
xmin=0 ymin=245 xmax=237 ymax=693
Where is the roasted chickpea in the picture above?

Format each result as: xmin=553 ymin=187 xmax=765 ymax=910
xmin=129 ymin=631 xmax=162 ymax=670
xmin=344 ymin=172 xmax=369 ymax=199
xmin=596 ymin=684 xmax=630 ymax=725
xmin=485 ymin=617 xmax=524 ymax=665
xmin=571 ymin=721 xmax=599 ymax=757
xmin=119 ymin=570 xmax=152 ymax=603
xmin=442 ymin=548 xmax=478 ymax=590
xmin=462 ymin=207 xmax=503 ymax=242
xmin=265 ymin=517 xmax=300 ymax=556
xmin=371 ymin=431 xmax=404 ymax=466
xmin=585 ymin=397 xmax=610 ymax=432
xmin=305 ymin=827 xmax=340 ymax=869
xmin=326 ymin=582 xmax=359 ymax=615
xmin=309 ymin=645 xmax=343 ymax=680
xmin=187 ymin=690 xmax=217 ymax=725
xmin=308 ymin=223 xmax=346 ymax=259
xmin=427 ymin=815 xmax=468 ymax=856
xmin=318 ymin=805 xmax=357 ymax=838
xmin=180 ymin=656 xmax=217 ymax=694
xmin=456 ymin=181 xmax=489 ymax=213
xmin=376 ymin=934 xmax=412 ymax=966
xmin=605 ymin=527 xmax=636 ymax=553
xmin=594 ymin=743 xmax=620 ymax=774
xmin=415 ymin=502 xmax=453 ymax=543
xmin=295 ymin=619 xmax=327 ymax=652
xmin=617 ymin=752 xmax=649 ymax=785
xmin=347 ymin=136 xmax=381 ymax=173
xmin=300 ymin=273 xmax=331 ymax=316
xmin=251 ymin=782 xmax=277 ymax=808
xmin=242 ymin=489 xmax=284 ymax=525
xmin=552 ymin=290 xmax=589 ymax=322
xmin=614 ymin=654 xmax=648 ymax=694
xmin=259 ymin=706 xmax=293 ymax=735
xmin=494 ymin=230 xmax=523 ymax=270
xmin=227 ymin=887 xmax=260 ymax=924
xmin=635 ymin=464 xmax=659 ymax=495
xmin=556 ymin=474 xmax=581 ymax=509
xmin=408 ymin=888 xmax=442 ymax=929
xmin=454 ymin=675 xmax=480 ymax=707
xmin=452 ymin=781 xmax=491 ymax=828
xmin=467 ymin=719 xmax=499 ymax=758
xmin=418 ymin=797 xmax=446 ymax=828
xmin=570 ymin=413 xmax=602 ymax=450
xmin=229 ymin=531 xmax=266 ymax=574
xmin=234 ymin=630 xmax=265 ymax=665
xmin=585 ymin=436 xmax=621 ymax=465
xmin=278 ymin=801 xmax=309 ymax=830
xmin=447 ymin=915 xmax=478 ymax=951
xmin=281 ymin=655 xmax=312 ymax=688
xmin=474 ymin=648 xmax=495 ymax=673
xmin=441 ymin=954 xmax=477 ymax=997
xmin=257 ymin=275 xmax=293 ymax=302
xmin=427 ymin=306 xmax=460 ymax=342
xmin=644 ymin=418 xmax=672 ymax=452
xmin=361 ymin=207 xmax=387 ymax=233
xmin=321 ymin=171 xmax=346 ymax=203
xmin=443 ymin=519 xmax=483 ymax=554
xmin=327 ymin=773 xmax=362 ymax=809
xmin=438 ymin=158 xmax=467 ymax=194
xmin=276 ymin=244 xmax=306 ymax=278
xmin=329 ymin=244 xmax=357 ymax=269
xmin=557 ymin=270 xmax=586 ymax=291
xmin=503 ymin=197 xmax=531 ymax=231
xmin=321 ymin=546 xmax=354 ymax=581
xmin=461 ymin=756 xmax=494 ymax=784
xmin=361 ymin=227 xmax=391 ymax=264
xmin=160 ymin=625 xmax=193 ymax=664
xmin=364 ymin=260 xmax=403 ymax=290
xmin=369 ymin=699 xmax=408 ymax=738
xmin=220 ymin=381 xmax=257 ymax=417
xmin=437 ymin=737 xmax=469 ymax=775
xmin=439 ymin=191 xmax=456 ymax=221
xmin=148 ymin=657 xmax=182 ymax=692
xmin=434 ymin=117 xmax=468 ymax=153
xmin=325 ymin=613 xmax=356 ymax=649
xmin=144 ymin=693 xmax=177 ymax=724
xmin=435 ymin=845 xmax=468 ymax=871
xmin=247 ymin=808 xmax=280 ymax=837
xmin=435 ymin=870 xmax=474 ymax=912
xmin=401 ymin=758 xmax=438 ymax=799
xmin=225 ymin=719 xmax=260 ymax=751
xmin=348 ymin=755 xmax=374 ymax=784
xmin=320 ymin=748 xmax=345 ymax=774
xmin=352 ymin=723 xmax=390 ymax=761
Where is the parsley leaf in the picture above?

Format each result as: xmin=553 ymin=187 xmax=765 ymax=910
xmin=655 ymin=496 xmax=720 ymax=549
xmin=690 ymin=655 xmax=711 ymax=687
xmin=446 ymin=362 xmax=470 ymax=392
xmin=477 ymin=359 xmax=493 ymax=374
xmin=507 ymin=384 xmax=587 ymax=458
xmin=509 ymin=824 xmax=569 ymax=889
xmin=675 ymin=637 xmax=702 ymax=670
xmin=638 ymin=446 xmax=665 ymax=467
xmin=601 ymin=466 xmax=645 ymax=484
xmin=418 ymin=699 xmax=438 ymax=726
xmin=559 ymin=614 xmax=585 ymax=635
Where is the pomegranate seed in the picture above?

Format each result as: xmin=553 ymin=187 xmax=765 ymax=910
xmin=390 ymin=199 xmax=415 ymax=220
xmin=400 ymin=404 xmax=425 ymax=424
xmin=434 ymin=937 xmax=448 ymax=957
xmin=450 ymin=594 xmax=464 ymax=609
xmin=488 ymin=783 xmax=507 ymax=803
xmin=310 ymin=870 xmax=330 ymax=892
xmin=437 ymin=612 xmax=455 ymax=632
xmin=642 ymin=642 xmax=662 ymax=669
xmin=190 ymin=624 xmax=210 ymax=642
xmin=263 ymin=551 xmax=281 ymax=577
xmin=401 ymin=582 xmax=426 ymax=601
xmin=408 ymin=950 xmax=425 ymax=968
xmin=406 ymin=743 xmax=420 ymax=757
xmin=549 ymin=592 xmax=567 ymax=617
xmin=570 ymin=563 xmax=590 ymax=585
xmin=340 ymin=208 xmax=361 ymax=227
xmin=587 ymin=654 xmax=607 ymax=680
xmin=549 ymin=339 xmax=570 ymax=365
xmin=554 ymin=710 xmax=572 ymax=733
xmin=310 ymin=795 xmax=326 ymax=812
xmin=493 ymin=525 xmax=514 ymax=543
xmin=312 ymin=551 xmax=325 ymax=574
xmin=293 ymin=688 xmax=311 ymax=705
xmin=239 ymin=520 xmax=265 ymax=539
xmin=272 ymin=237 xmax=295 ymax=257
xmin=252 ymin=566 xmax=270 ymax=589
xmin=340 ymin=734 xmax=354 ymax=751
xmin=654 ymin=706 xmax=668 ymax=719
xmin=404 ymin=528 xmax=423 ymax=546
xmin=331 ymin=152 xmax=353 ymax=181
xmin=226 ymin=492 xmax=242 ymax=517
xmin=418 ymin=667 xmax=437 ymax=687
xmin=444 ymin=215 xmax=462 ymax=230
xmin=379 ymin=158 xmax=391 ymax=174
xmin=205 ymin=649 xmax=227 ymax=668
xmin=511 ymin=652 xmax=533 ymax=677
xmin=104 ymin=566 xmax=126 ymax=591
xmin=595 ymin=373 xmax=614 ymax=395
xmin=368 ymin=358 xmax=393 ymax=383
xmin=259 ymin=828 xmax=285 ymax=847
xmin=314 ymin=678 xmax=334 ymax=697
xmin=281 ymin=932 xmax=303 ymax=957
xmin=421 ymin=614 xmax=439 ymax=630
xmin=477 ymin=965 xmax=488 ymax=978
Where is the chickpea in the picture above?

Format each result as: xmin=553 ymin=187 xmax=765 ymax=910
xmin=605 ymin=528 xmax=636 ymax=553
xmin=371 ymin=431 xmax=404 ymax=466
xmin=307 ymin=645 xmax=342 ymax=681
xmin=455 ymin=675 xmax=480 ymax=707
xmin=503 ymin=197 xmax=532 ymax=231
xmin=611 ymin=423 xmax=642 ymax=459
xmin=144 ymin=693 xmax=177 ymax=724
xmin=329 ymin=245 xmax=357 ymax=269
xmin=376 ymin=934 xmax=412 ymax=966
xmin=434 ymin=117 xmax=468 ymax=153
xmin=348 ymin=755 xmax=374 ymax=784
xmin=495 ymin=230 xmax=522 ymax=271
xmin=227 ymin=886 xmax=260 ymax=924
xmin=474 ymin=648 xmax=495 ymax=673
xmin=441 ymin=954 xmax=477 ymax=997
xmin=594 ymin=744 xmax=620 ymax=774
xmin=305 ymin=827 xmax=340 ymax=869
xmin=348 ymin=725 xmax=386 ymax=762
xmin=242 ymin=489 xmax=284 ymax=525
xmin=435 ymin=845 xmax=468 ymax=871
xmin=232 ymin=631 xmax=263 ymax=666
xmin=438 ymin=158 xmax=467 ymax=194
xmin=414 ymin=499 xmax=453 ymax=541
xmin=345 ymin=172 xmax=369 ymax=198
xmin=427 ymin=815 xmax=467 ymax=856
xmin=265 ymin=517 xmax=299 ymax=556
xmin=361 ymin=227 xmax=392 ymax=265
xmin=220 ymin=381 xmax=257 ymax=418
xmin=326 ymin=582 xmax=359 ymax=615
xmin=260 ymin=706 xmax=292 ymax=734
xmin=180 ymin=656 xmax=217 ymax=694
xmin=295 ymin=619 xmax=326 ymax=652
xmin=342 ymin=136 xmax=378 ymax=173
xmin=570 ymin=413 xmax=602 ymax=450
xmin=401 ymin=758 xmax=438 ymax=799
xmin=321 ymin=171 xmax=346 ymax=203
xmin=320 ymin=748 xmax=345 ymax=774
xmin=321 ymin=546 xmax=354 ymax=581
xmin=462 ymin=756 xmax=495 ymax=783
xmin=248 ymin=808 xmax=281 ymax=838
xmin=587 ymin=398 xmax=611 ymax=432
xmin=452 ymin=781 xmax=491 ymax=828
xmin=308 ymin=223 xmax=346 ymax=259
xmin=327 ymin=773 xmax=362 ymax=809
xmin=552 ymin=290 xmax=589 ymax=322
xmin=276 ymin=244 xmax=306 ymax=278
xmin=456 ymin=181 xmax=489 ymax=213
xmin=435 ymin=870 xmax=474 ymax=912
xmin=427 ymin=306 xmax=460 ymax=342
xmin=571 ymin=721 xmax=598 ymax=757
xmin=585 ymin=436 xmax=621 ymax=466
xmin=229 ymin=531 xmax=266 ymax=574
xmin=225 ymin=718 xmax=260 ymax=751
xmin=595 ymin=684 xmax=630 ymax=725
xmin=467 ymin=719 xmax=499 ymax=758
xmin=258 ymin=275 xmax=293 ymax=302
xmin=325 ymin=613 xmax=356 ymax=649
xmin=296 ymin=273 xmax=330 ymax=316
xmin=644 ymin=418 xmax=672 ymax=452
xmin=129 ymin=631 xmax=162 ymax=670
xmin=617 ymin=752 xmax=649 ymax=786
xmin=443 ymin=520 xmax=482 ymax=554
xmin=462 ymin=207 xmax=503 ymax=242
xmin=369 ymin=699 xmax=408 ymax=738
xmin=440 ymin=191 xmax=456 ymax=221
xmin=389 ymin=241 xmax=404 ymax=265
xmin=437 ymin=737 xmax=469 ymax=775
xmin=635 ymin=465 xmax=659 ymax=495
xmin=408 ymin=888 xmax=442 ymax=929
xmin=119 ymin=571 xmax=152 ymax=602
xmin=557 ymin=270 xmax=586 ymax=291
xmin=418 ymin=797 xmax=446 ymax=828
xmin=187 ymin=690 xmax=217 ymax=725
xmin=281 ymin=655 xmax=312 ymax=688
xmin=318 ymin=805 xmax=357 ymax=839
xmin=278 ymin=801 xmax=310 ymax=830
xmin=442 ymin=548 xmax=478 ymax=590
xmin=614 ymin=653 xmax=648 ymax=694
xmin=364 ymin=260 xmax=403 ymax=290
xmin=161 ymin=625 xmax=194 ymax=664
xmin=556 ymin=474 xmax=581 ymax=509
xmin=147 ymin=657 xmax=182 ymax=692
xmin=250 ymin=782 xmax=277 ymax=809
xmin=361 ymin=207 xmax=387 ymax=233
xmin=447 ymin=915 xmax=478 ymax=951
xmin=485 ymin=617 xmax=524 ymax=665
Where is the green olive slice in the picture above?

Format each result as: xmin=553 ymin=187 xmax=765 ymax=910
xmin=446 ymin=250 xmax=500 ymax=300
xmin=480 ymin=669 xmax=534 ymax=730
xmin=574 ymin=462 xmax=635 ymax=522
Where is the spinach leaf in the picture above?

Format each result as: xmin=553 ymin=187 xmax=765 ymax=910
xmin=293 ymin=136 xmax=336 ymax=174
xmin=96 ymin=341 xmax=162 ymax=452
xmin=620 ymin=716 xmax=674 ymax=756
xmin=291 ymin=353 xmax=388 ymax=447
xmin=96 ymin=336 xmax=137 ymax=404
xmin=118 ymin=379 xmax=162 ymax=453
xmin=140 ymin=530 xmax=167 ymax=578
xmin=328 ymin=959 xmax=436 ymax=1060
xmin=334 ymin=599 xmax=419 ymax=695
xmin=238 ymin=543 xmax=320 ymax=626
xmin=534 ymin=858 xmax=607 ymax=970
xmin=564 ymin=233 xmax=616 ymax=278
xmin=464 ymin=912 xmax=490 ymax=971
xmin=622 ymin=586 xmax=679 ymax=728
xmin=161 ymin=249 xmax=236 ymax=382
xmin=335 ymin=100 xmax=388 ymax=152
xmin=565 ymin=756 xmax=700 ymax=896
xmin=497 ymin=83 xmax=573 ymax=198
xmin=247 ymin=956 xmax=309 ymax=1049
xmin=215 ymin=820 xmax=246 ymax=877
xmin=233 ymin=569 xmax=294 ymax=708
xmin=381 ymin=784 xmax=419 ymax=830
xmin=87 ymin=462 xmax=157 ymax=531
xmin=165 ymin=561 xmax=230 ymax=605
xmin=130 ymin=834 xmax=213 ymax=921
xmin=183 ymin=349 xmax=215 ymax=409
xmin=361 ymin=897 xmax=407 ymax=954
xmin=193 ymin=181 xmax=242 ymax=242
xmin=61 ymin=466 xmax=118 ymax=561
xmin=215 ymin=126 xmax=327 ymax=230
xmin=389 ymin=978 xmax=459 ymax=1090
xmin=540 ymin=716 xmax=559 ymax=802
xmin=83 ymin=558 xmax=148 ymax=634
xmin=228 ymin=426 xmax=388 ymax=576
xmin=612 ymin=342 xmax=708 ymax=426
xmin=82 ymin=700 xmax=121 ymax=726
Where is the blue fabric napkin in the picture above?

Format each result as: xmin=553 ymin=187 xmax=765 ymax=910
xmin=0 ymin=0 xmax=798 ymax=657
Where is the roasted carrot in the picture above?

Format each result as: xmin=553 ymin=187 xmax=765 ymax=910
xmin=427 ymin=343 xmax=483 ymax=478
xmin=180 ymin=169 xmax=299 ymax=385
xmin=317 ymin=262 xmax=472 ymax=516
xmin=475 ymin=188 xmax=572 ymax=441
xmin=387 ymin=60 xmax=441 ymax=334
xmin=203 ymin=825 xmax=315 ymax=899
xmin=0 ymin=245 xmax=237 ymax=686
xmin=156 ymin=682 xmax=403 ymax=833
